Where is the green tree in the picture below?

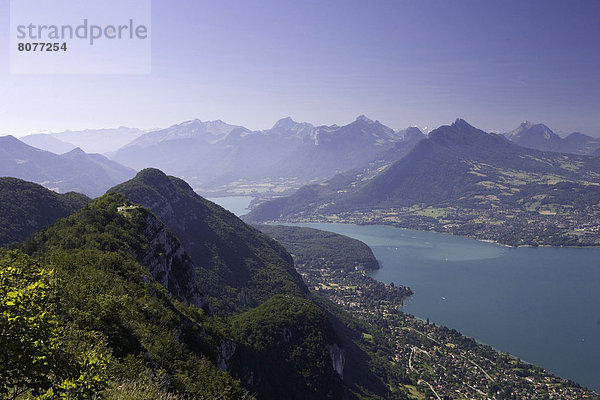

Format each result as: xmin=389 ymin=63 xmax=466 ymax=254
xmin=0 ymin=250 xmax=110 ymax=399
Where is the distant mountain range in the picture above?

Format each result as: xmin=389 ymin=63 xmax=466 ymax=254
xmin=20 ymin=134 xmax=77 ymax=154
xmin=9 ymin=117 xmax=600 ymax=199
xmin=0 ymin=116 xmax=424 ymax=200
xmin=110 ymin=116 xmax=422 ymax=194
xmin=109 ymin=117 xmax=600 ymax=195
xmin=245 ymin=119 xmax=600 ymax=246
xmin=0 ymin=135 xmax=136 ymax=197
xmin=20 ymin=126 xmax=147 ymax=154
xmin=268 ymin=115 xmax=402 ymax=180
xmin=505 ymin=121 xmax=600 ymax=155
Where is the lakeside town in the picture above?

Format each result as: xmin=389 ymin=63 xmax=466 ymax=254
xmin=298 ymin=262 xmax=599 ymax=400
xmin=286 ymin=205 xmax=600 ymax=248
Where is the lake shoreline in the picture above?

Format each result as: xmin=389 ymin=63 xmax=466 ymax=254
xmin=288 ymin=218 xmax=600 ymax=249
xmin=206 ymin=194 xmax=600 ymax=248
xmin=286 ymin=221 xmax=600 ymax=394
xmin=203 ymin=197 xmax=600 ymax=394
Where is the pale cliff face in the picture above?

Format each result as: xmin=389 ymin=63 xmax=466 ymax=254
xmin=127 ymin=208 xmax=206 ymax=310
xmin=327 ymin=343 xmax=345 ymax=378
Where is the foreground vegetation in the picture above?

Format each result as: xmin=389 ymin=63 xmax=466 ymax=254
xmin=0 ymin=175 xmax=415 ymax=399
xmin=2 ymin=195 xmax=252 ymax=399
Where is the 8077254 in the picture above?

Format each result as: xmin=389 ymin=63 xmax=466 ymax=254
xmin=17 ymin=42 xmax=68 ymax=52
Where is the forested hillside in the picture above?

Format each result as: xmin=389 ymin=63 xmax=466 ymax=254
xmin=108 ymin=169 xmax=309 ymax=314
xmin=0 ymin=178 xmax=89 ymax=247
xmin=1 ymin=175 xmax=414 ymax=399
xmin=256 ymin=225 xmax=380 ymax=271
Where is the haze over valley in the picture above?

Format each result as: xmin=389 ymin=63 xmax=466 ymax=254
xmin=7 ymin=115 xmax=600 ymax=199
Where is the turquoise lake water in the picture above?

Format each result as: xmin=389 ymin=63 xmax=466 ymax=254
xmin=207 ymin=196 xmax=254 ymax=217
xmin=208 ymin=197 xmax=600 ymax=392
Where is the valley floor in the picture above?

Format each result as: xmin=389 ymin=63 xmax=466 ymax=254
xmin=284 ymin=206 xmax=600 ymax=247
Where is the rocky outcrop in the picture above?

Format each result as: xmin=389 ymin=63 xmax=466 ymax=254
xmin=126 ymin=207 xmax=206 ymax=310
xmin=109 ymin=169 xmax=310 ymax=314
xmin=217 ymin=339 xmax=237 ymax=372
xmin=327 ymin=344 xmax=345 ymax=378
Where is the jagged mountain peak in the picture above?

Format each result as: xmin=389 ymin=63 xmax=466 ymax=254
xmin=403 ymin=126 xmax=425 ymax=141
xmin=504 ymin=122 xmax=600 ymax=154
xmin=429 ymin=119 xmax=487 ymax=140
xmin=272 ymin=116 xmax=298 ymax=129
xmin=313 ymin=116 xmax=398 ymax=147
xmin=505 ymin=121 xmax=562 ymax=152
xmin=405 ymin=126 xmax=423 ymax=133
xmin=412 ymin=119 xmax=512 ymax=153
xmin=510 ymin=121 xmax=555 ymax=137
xmin=514 ymin=120 xmax=556 ymax=134
xmin=270 ymin=117 xmax=314 ymax=138
xmin=123 ymin=118 xmax=249 ymax=149
xmin=452 ymin=118 xmax=477 ymax=130
xmin=355 ymin=114 xmax=375 ymax=124
xmin=519 ymin=120 xmax=535 ymax=129
xmin=179 ymin=118 xmax=203 ymax=126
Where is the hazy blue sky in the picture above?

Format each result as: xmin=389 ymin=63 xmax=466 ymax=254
xmin=1 ymin=0 xmax=599 ymax=135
